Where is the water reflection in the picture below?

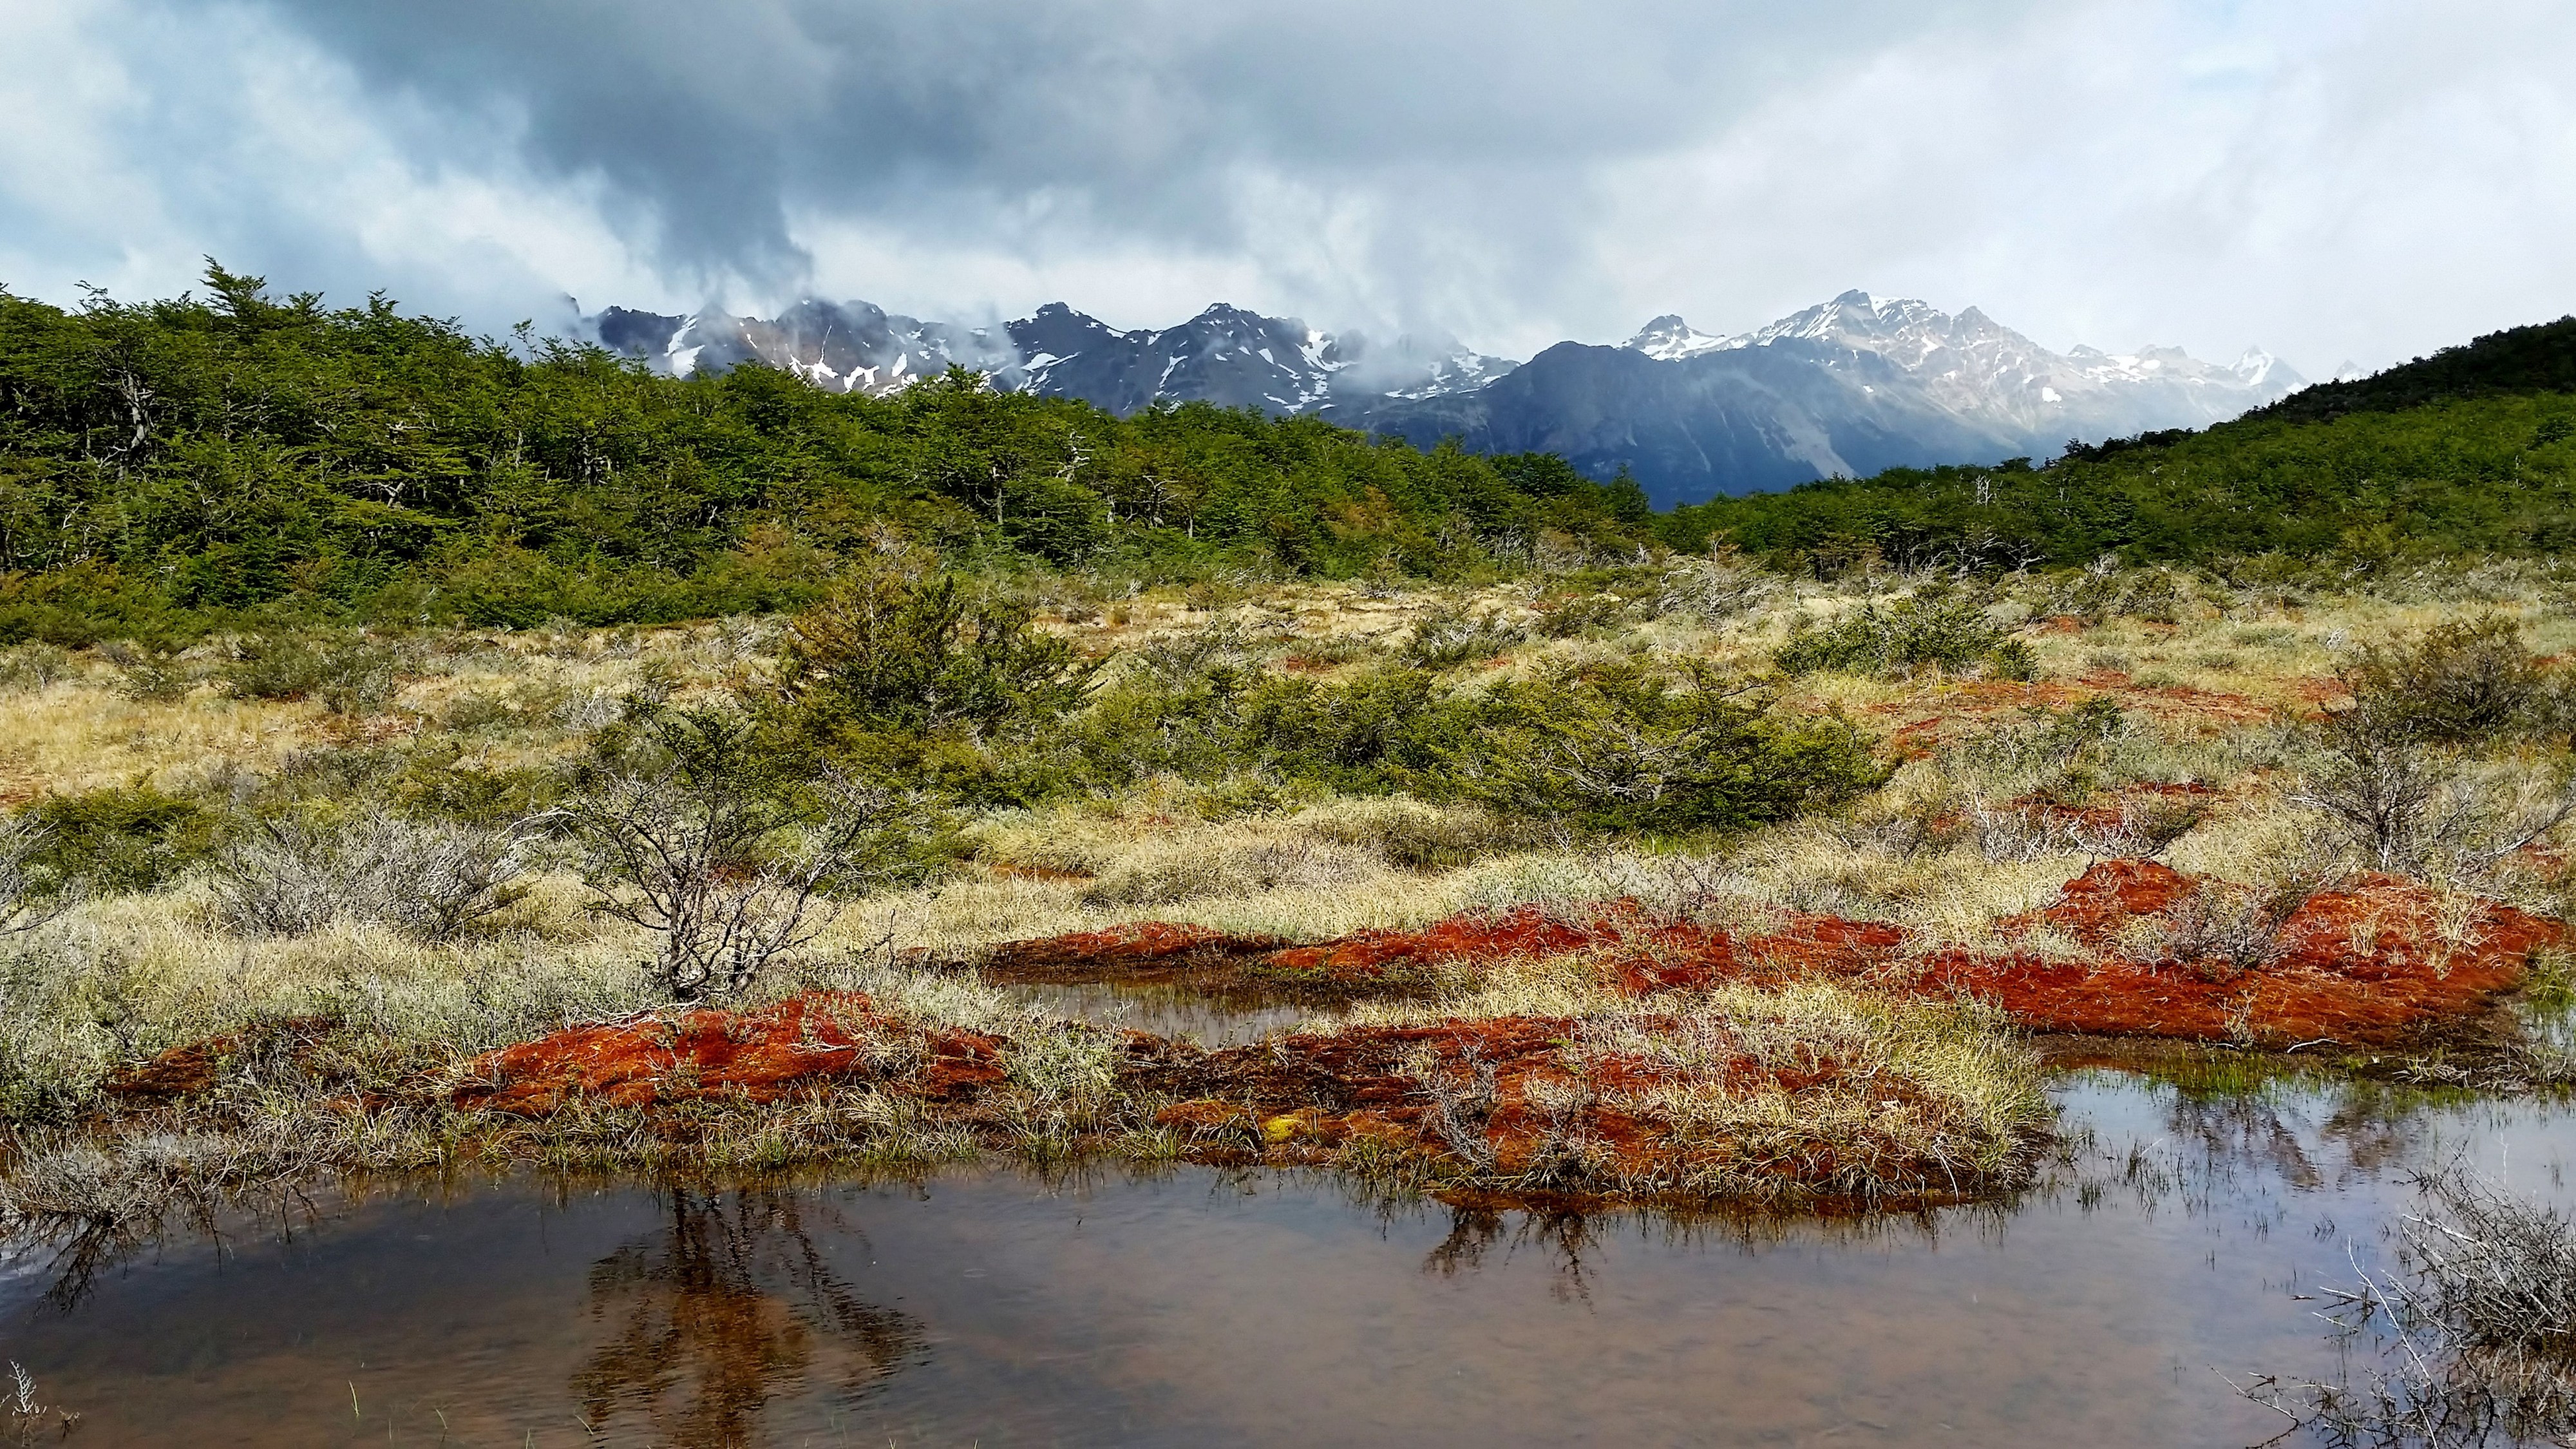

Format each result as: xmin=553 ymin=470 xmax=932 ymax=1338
xmin=6 ymin=1076 xmax=2576 ymax=1446
xmin=573 ymin=1188 xmax=922 ymax=1446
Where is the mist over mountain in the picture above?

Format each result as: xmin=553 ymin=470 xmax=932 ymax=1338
xmin=592 ymin=290 xmax=2299 ymax=506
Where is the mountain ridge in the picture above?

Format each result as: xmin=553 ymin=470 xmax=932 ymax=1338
xmin=591 ymin=290 xmax=2300 ymax=506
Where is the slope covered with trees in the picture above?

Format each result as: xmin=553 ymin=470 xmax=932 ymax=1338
xmin=0 ymin=267 xmax=1651 ymax=641
xmin=1660 ymin=315 xmax=2576 ymax=573
xmin=6 ymin=266 xmax=2576 ymax=641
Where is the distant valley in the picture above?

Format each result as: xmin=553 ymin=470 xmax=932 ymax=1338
xmin=592 ymin=290 xmax=2301 ymax=507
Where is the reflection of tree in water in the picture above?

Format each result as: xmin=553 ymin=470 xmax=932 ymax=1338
xmin=1423 ymin=1207 xmax=1602 ymax=1301
xmin=2162 ymin=1079 xmax=2445 ymax=1191
xmin=574 ymin=1188 xmax=922 ymax=1447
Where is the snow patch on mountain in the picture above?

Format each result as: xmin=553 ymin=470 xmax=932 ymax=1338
xmin=1617 ymin=289 xmax=2304 ymax=445
xmin=589 ymin=299 xmax=1515 ymax=416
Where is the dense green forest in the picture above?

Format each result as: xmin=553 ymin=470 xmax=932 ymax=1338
xmin=1663 ymin=316 xmax=2576 ymax=573
xmin=0 ymin=266 xmax=1651 ymax=641
xmin=3 ymin=265 xmax=2573 ymax=641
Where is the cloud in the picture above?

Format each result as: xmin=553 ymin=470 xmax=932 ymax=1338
xmin=1 ymin=0 xmax=2571 ymax=370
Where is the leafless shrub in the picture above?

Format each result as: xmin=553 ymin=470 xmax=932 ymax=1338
xmin=210 ymin=813 xmax=534 ymax=942
xmin=1077 ymin=835 xmax=1377 ymax=906
xmin=1408 ymin=1045 xmax=1502 ymax=1174
xmin=0 ymin=644 xmax=73 ymax=692
xmin=6 ymin=1359 xmax=76 ymax=1444
xmin=1656 ymin=544 xmax=1777 ymax=623
xmin=1400 ymin=603 xmax=1526 ymax=669
xmin=2293 ymin=718 xmax=2576 ymax=880
xmin=567 ymin=708 xmax=916 ymax=1000
xmin=2162 ymin=876 xmax=2322 ymax=980
xmin=2240 ymin=1166 xmax=2576 ymax=1447
xmin=1295 ymin=798 xmax=1515 ymax=870
xmin=0 ymin=820 xmax=76 ymax=937
xmin=1968 ymin=790 xmax=2209 ymax=864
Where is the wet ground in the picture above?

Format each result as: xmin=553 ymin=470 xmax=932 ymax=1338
xmin=9 ymin=1072 xmax=2575 ymax=1446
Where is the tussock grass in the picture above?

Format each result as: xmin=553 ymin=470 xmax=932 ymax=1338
xmin=6 ymin=571 xmax=2574 ymax=1226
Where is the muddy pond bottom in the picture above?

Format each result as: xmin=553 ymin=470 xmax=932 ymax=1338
xmin=9 ymin=1075 xmax=2576 ymax=1447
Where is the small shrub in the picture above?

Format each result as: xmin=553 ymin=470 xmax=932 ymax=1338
xmin=779 ymin=556 xmax=1097 ymax=740
xmin=1282 ymin=634 xmax=1379 ymax=669
xmin=0 ymin=645 xmax=72 ymax=692
xmin=1534 ymin=594 xmax=1632 ymax=639
xmin=2161 ymin=877 xmax=2319 ymax=979
xmin=567 ymin=706 xmax=925 ymax=999
xmin=2294 ymin=705 xmax=2576 ymax=878
xmin=1776 ymin=590 xmax=2032 ymax=680
xmin=1951 ymin=699 xmax=2127 ymax=779
xmin=220 ymin=634 xmax=406 ymax=714
xmin=0 ymin=819 xmax=78 ymax=936
xmin=1079 ymin=835 xmax=1377 ymax=906
xmin=1399 ymin=603 xmax=1525 ymax=670
xmin=113 ymin=650 xmax=195 ymax=702
xmin=1432 ymin=661 xmax=1889 ymax=834
xmin=2245 ymin=1167 xmax=2576 ymax=1444
xmin=1132 ymin=623 xmax=1254 ymax=687
xmin=390 ymin=753 xmax=565 ymax=828
xmin=1296 ymin=797 xmax=1513 ymax=870
xmin=27 ymin=786 xmax=213 ymax=895
xmin=2046 ymin=556 xmax=2194 ymax=624
xmin=2342 ymin=614 xmax=2555 ymax=744
xmin=210 ymin=811 xmax=535 ymax=942
xmin=1654 ymin=545 xmax=1776 ymax=623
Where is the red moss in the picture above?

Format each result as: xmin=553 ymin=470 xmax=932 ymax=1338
xmin=102 ymin=1016 xmax=340 ymax=1102
xmin=1915 ymin=863 xmax=2563 ymax=1043
xmin=453 ymin=992 xmax=1006 ymax=1117
xmin=1130 ymin=1013 xmax=1909 ymax=1193
xmin=993 ymin=857 xmax=2562 ymax=1049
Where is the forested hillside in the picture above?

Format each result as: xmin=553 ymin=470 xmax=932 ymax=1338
xmin=0 ymin=267 xmax=1649 ymax=641
xmin=5 ymin=267 xmax=2575 ymax=642
xmin=1663 ymin=315 xmax=2576 ymax=573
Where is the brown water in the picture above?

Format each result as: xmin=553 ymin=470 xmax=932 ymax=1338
xmin=6 ymin=1075 xmax=2575 ymax=1447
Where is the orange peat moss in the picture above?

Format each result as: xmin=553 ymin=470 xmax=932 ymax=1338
xmin=103 ymin=1016 xmax=341 ymax=1103
xmin=1125 ymin=1012 xmax=1994 ymax=1202
xmin=453 ymin=993 xmax=1006 ymax=1115
xmin=975 ymin=859 xmax=2564 ymax=1049
xmin=423 ymin=994 xmax=2031 ymax=1206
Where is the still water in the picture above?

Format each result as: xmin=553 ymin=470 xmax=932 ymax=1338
xmin=6 ymin=1074 xmax=2573 ymax=1447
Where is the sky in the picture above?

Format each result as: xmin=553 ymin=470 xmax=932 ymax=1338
xmin=1 ymin=0 xmax=2570 ymax=376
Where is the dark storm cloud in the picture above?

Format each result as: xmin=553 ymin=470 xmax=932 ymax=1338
xmin=249 ymin=0 xmax=2030 ymax=293
xmin=8 ymin=0 xmax=2572 ymax=370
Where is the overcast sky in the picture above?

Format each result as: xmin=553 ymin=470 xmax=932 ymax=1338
xmin=3 ymin=0 xmax=2570 ymax=375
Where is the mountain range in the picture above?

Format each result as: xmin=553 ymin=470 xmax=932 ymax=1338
xmin=591 ymin=290 xmax=2301 ymax=507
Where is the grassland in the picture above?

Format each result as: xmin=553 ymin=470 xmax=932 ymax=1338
xmin=5 ymin=552 xmax=2575 ymax=1236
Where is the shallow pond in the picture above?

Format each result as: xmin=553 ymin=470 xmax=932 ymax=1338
xmin=6 ymin=1074 xmax=2575 ymax=1446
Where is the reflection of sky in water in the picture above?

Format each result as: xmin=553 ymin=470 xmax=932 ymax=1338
xmin=6 ymin=1077 xmax=2576 ymax=1446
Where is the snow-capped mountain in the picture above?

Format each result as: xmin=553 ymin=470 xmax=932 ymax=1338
xmin=593 ymin=300 xmax=1020 ymax=396
xmin=591 ymin=300 xmax=1513 ymax=416
xmin=593 ymin=289 xmax=2300 ymax=506
xmin=1361 ymin=290 xmax=2304 ymax=505
xmin=1640 ymin=291 xmax=2299 ymax=440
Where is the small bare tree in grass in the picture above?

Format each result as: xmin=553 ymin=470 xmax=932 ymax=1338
xmin=2295 ymin=699 xmax=2576 ymax=884
xmin=568 ymin=706 xmax=914 ymax=1001
xmin=2295 ymin=618 xmax=2576 ymax=881
xmin=211 ymin=813 xmax=535 ymax=943
xmin=0 ymin=817 xmax=77 ymax=937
